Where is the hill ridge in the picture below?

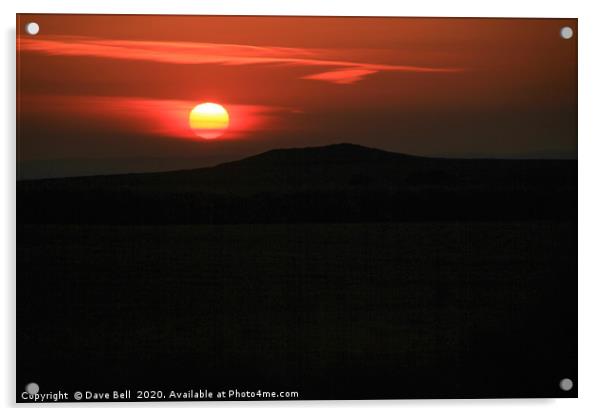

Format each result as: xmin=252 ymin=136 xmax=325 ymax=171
xmin=214 ymin=142 xmax=419 ymax=169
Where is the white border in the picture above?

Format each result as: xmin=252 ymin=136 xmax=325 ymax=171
xmin=3 ymin=1 xmax=601 ymax=414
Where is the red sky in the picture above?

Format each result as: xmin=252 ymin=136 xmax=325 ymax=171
xmin=17 ymin=14 xmax=577 ymax=178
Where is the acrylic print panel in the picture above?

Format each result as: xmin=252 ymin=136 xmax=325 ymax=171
xmin=16 ymin=14 xmax=577 ymax=402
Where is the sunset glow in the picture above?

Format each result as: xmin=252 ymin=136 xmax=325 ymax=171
xmin=16 ymin=14 xmax=577 ymax=178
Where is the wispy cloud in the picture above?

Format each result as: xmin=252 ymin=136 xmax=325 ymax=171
xmin=18 ymin=36 xmax=463 ymax=84
xmin=301 ymin=68 xmax=379 ymax=85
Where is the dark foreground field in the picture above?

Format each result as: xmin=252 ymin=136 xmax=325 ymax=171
xmin=18 ymin=221 xmax=576 ymax=400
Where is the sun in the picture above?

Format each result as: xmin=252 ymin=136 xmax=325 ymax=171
xmin=189 ymin=103 xmax=230 ymax=139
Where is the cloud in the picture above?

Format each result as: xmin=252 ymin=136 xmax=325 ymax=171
xmin=19 ymin=94 xmax=296 ymax=139
xmin=301 ymin=68 xmax=379 ymax=85
xmin=18 ymin=36 xmax=463 ymax=84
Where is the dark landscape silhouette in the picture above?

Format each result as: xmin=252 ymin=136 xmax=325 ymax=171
xmin=18 ymin=143 xmax=577 ymax=399
xmin=18 ymin=143 xmax=576 ymax=224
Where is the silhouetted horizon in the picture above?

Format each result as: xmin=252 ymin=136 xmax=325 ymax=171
xmin=18 ymin=142 xmax=576 ymax=225
xmin=18 ymin=142 xmax=578 ymax=181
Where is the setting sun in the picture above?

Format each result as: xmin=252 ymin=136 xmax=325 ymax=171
xmin=189 ymin=103 xmax=230 ymax=139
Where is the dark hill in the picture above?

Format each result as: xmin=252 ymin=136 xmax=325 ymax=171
xmin=222 ymin=143 xmax=414 ymax=166
xmin=18 ymin=143 xmax=577 ymax=224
